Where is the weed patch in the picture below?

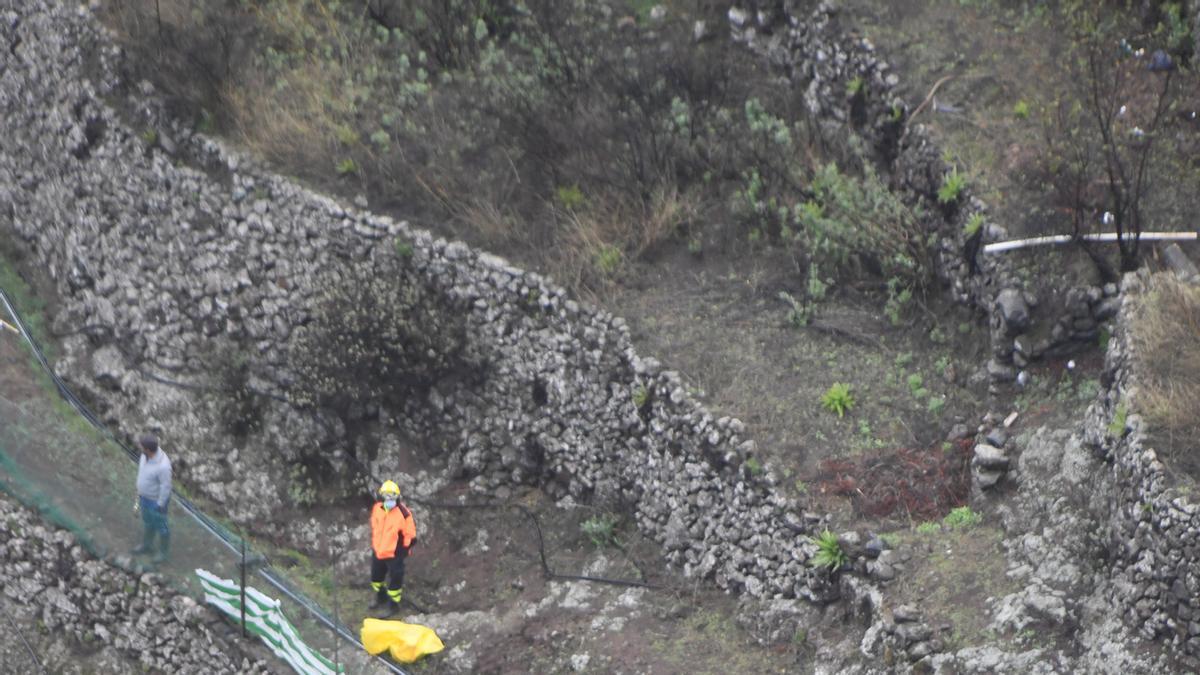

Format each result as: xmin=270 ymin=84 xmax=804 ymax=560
xmin=581 ymin=513 xmax=620 ymax=548
xmin=808 ymin=529 xmax=848 ymax=571
xmin=820 ymin=382 xmax=855 ymax=418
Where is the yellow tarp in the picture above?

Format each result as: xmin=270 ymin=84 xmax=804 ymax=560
xmin=361 ymin=618 xmax=445 ymax=664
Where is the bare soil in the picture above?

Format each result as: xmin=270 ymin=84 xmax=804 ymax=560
xmin=608 ymin=239 xmax=990 ymax=527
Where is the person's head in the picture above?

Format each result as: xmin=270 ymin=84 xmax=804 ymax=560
xmin=139 ymin=434 xmax=159 ymax=457
xmin=378 ymin=480 xmax=400 ymax=510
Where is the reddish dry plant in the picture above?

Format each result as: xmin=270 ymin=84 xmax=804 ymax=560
xmin=813 ymin=439 xmax=972 ymax=521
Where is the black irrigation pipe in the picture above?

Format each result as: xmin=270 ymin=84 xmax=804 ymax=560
xmin=0 ymin=287 xmax=409 ymax=675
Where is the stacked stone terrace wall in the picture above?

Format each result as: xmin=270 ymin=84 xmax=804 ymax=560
xmin=727 ymin=0 xmax=1200 ymax=659
xmin=729 ymin=1 xmax=1125 ymax=392
xmin=1081 ymin=272 xmax=1200 ymax=656
xmin=0 ymin=0 xmax=829 ymax=602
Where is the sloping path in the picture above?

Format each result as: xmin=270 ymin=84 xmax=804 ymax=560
xmin=0 ymin=295 xmax=391 ymax=674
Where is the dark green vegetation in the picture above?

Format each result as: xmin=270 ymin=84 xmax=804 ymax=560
xmin=104 ymin=0 xmax=936 ymax=316
xmin=808 ymin=529 xmax=849 ymax=571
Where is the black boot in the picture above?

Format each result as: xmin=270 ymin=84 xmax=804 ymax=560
xmin=151 ymin=532 xmax=169 ymax=565
xmin=369 ymin=588 xmax=388 ymax=610
xmin=377 ymin=587 xmax=402 ymax=618
xmin=131 ymin=530 xmax=154 ymax=555
xmin=379 ymin=599 xmax=399 ymax=618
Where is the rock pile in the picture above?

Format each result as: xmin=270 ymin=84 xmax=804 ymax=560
xmin=0 ymin=491 xmax=267 ymax=673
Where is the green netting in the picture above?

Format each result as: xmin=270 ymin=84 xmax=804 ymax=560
xmin=0 ymin=335 xmax=357 ymax=673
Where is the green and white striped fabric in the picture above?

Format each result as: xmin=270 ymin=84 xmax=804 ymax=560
xmin=196 ymin=569 xmax=344 ymax=675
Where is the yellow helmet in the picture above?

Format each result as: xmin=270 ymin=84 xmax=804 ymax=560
xmin=379 ymin=480 xmax=400 ymax=499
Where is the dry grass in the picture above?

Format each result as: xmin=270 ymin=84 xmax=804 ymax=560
xmin=223 ymin=1 xmax=371 ymax=177
xmin=1128 ymin=272 xmax=1200 ymax=479
xmin=555 ymin=188 xmax=699 ymax=294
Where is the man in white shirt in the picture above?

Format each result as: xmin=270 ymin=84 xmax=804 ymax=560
xmin=133 ymin=433 xmax=172 ymax=564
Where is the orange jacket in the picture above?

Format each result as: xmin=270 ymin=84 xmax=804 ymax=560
xmin=370 ymin=501 xmax=416 ymax=559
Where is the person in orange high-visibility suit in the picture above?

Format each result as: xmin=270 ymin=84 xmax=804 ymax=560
xmin=370 ymin=480 xmax=417 ymax=617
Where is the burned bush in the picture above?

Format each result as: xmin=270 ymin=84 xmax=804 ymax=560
xmin=288 ymin=251 xmax=469 ymax=419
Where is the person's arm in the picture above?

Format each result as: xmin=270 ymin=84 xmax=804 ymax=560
xmin=157 ymin=457 xmax=172 ymax=510
xmin=403 ymin=510 xmax=417 ymax=551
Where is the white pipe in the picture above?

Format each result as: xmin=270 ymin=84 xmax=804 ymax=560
xmin=983 ymin=231 xmax=1197 ymax=254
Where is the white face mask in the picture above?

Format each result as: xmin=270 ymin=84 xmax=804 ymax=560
xmin=383 ymin=499 xmax=397 ymax=510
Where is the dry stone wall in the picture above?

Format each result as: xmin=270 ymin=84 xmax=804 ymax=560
xmin=728 ymin=0 xmax=1125 ymax=398
xmin=0 ymin=0 xmax=831 ymax=603
xmin=1081 ymin=272 xmax=1200 ymax=656
xmin=728 ymin=0 xmax=1200 ymax=662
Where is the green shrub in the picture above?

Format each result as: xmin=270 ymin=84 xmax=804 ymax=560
xmin=632 ymin=385 xmax=649 ymax=408
xmin=915 ymin=521 xmax=940 ymax=535
xmin=927 ymin=396 xmax=946 ymax=416
xmin=287 ymin=464 xmax=318 ymax=508
xmin=937 ymin=167 xmax=967 ymax=204
xmin=906 ymin=373 xmax=924 ymax=394
xmin=595 ymin=245 xmax=622 ymax=275
xmin=808 ymin=529 xmax=848 ymax=571
xmin=1012 ymin=100 xmax=1030 ymax=120
xmin=884 ymin=277 xmax=912 ymax=326
xmin=779 ymin=291 xmax=812 ymax=328
xmin=963 ymin=212 xmax=984 ymax=238
xmin=807 ymin=266 xmax=828 ymax=303
xmin=821 ymin=383 xmax=855 ymax=418
xmin=1160 ymin=1 xmax=1194 ymax=53
xmin=555 ymin=184 xmax=586 ymax=211
xmin=943 ymin=505 xmax=981 ymax=529
xmin=334 ymin=124 xmax=359 ymax=145
xmin=335 ymin=158 xmax=358 ymax=175
xmin=745 ymin=456 xmax=764 ymax=476
xmin=581 ymin=513 xmax=620 ymax=548
xmin=794 ymin=163 xmax=932 ymax=295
